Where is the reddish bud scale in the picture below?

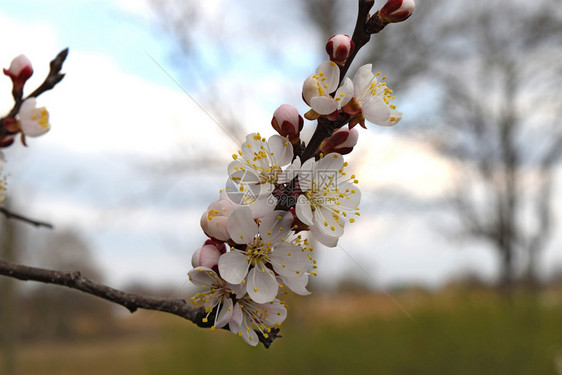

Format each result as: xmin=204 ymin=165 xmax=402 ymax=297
xmin=3 ymin=55 xmax=33 ymax=89
xmin=326 ymin=34 xmax=355 ymax=64
xmin=379 ymin=0 xmax=415 ymax=23
xmin=319 ymin=127 xmax=359 ymax=156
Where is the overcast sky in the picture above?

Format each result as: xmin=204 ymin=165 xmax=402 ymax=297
xmin=2 ymin=0 xmax=561 ymax=295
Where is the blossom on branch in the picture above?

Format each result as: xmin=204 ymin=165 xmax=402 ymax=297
xmin=3 ymin=54 xmax=33 ymax=89
xmin=226 ymin=133 xmax=293 ymax=206
xmin=342 ymin=64 xmax=402 ymax=128
xmin=17 ymin=98 xmax=50 ymax=137
xmin=188 ymin=266 xmax=245 ymax=330
xmin=326 ymin=34 xmax=355 ymax=65
xmin=271 ymin=104 xmax=303 ymax=145
xmin=218 ymin=206 xmax=313 ymax=303
xmin=295 ymin=153 xmax=361 ymax=247
xmin=230 ymin=297 xmax=287 ymax=346
xmin=200 ymin=199 xmax=236 ymax=241
xmin=302 ymin=61 xmax=353 ymax=119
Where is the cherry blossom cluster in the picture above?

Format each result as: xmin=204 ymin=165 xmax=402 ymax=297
xmin=187 ymin=0 xmax=414 ymax=347
xmin=0 ymin=51 xmax=66 ymax=203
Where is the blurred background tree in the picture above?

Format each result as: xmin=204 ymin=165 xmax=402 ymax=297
xmin=0 ymin=212 xmax=116 ymax=374
xmin=17 ymin=230 xmax=116 ymax=341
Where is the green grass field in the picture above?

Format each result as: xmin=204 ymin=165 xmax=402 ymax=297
xmin=8 ymin=290 xmax=562 ymax=374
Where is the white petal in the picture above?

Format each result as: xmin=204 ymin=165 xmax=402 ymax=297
xmin=335 ymin=77 xmax=354 ymax=108
xmin=281 ymin=275 xmax=311 ymax=296
xmin=259 ymin=210 xmax=293 ymax=244
xmin=295 ymin=200 xmax=314 ymax=226
xmin=316 ymin=60 xmax=340 ymax=92
xmin=20 ymin=120 xmax=49 ymax=137
xmin=315 ymin=206 xmax=345 ymax=238
xmin=271 ymin=244 xmax=311 ymax=278
xmin=353 ymin=64 xmax=375 ymax=97
xmin=335 ymin=181 xmax=361 ymax=207
xmin=248 ymin=195 xmax=277 ymax=219
xmin=310 ymin=224 xmax=339 ymax=248
xmin=240 ymin=133 xmax=263 ymax=161
xmin=247 ymin=266 xmax=278 ymax=304
xmin=188 ymin=266 xmax=218 ymax=288
xmin=267 ymin=135 xmax=293 ymax=168
xmin=317 ymin=152 xmax=344 ymax=173
xmin=218 ymin=251 xmax=249 ymax=284
xmin=230 ymin=302 xmax=244 ymax=328
xmin=297 ymin=158 xmax=316 ymax=191
xmin=278 ymin=157 xmax=301 ymax=184
xmin=215 ymin=298 xmax=234 ymax=328
xmin=362 ymin=96 xmax=391 ymax=125
xmin=227 ymin=206 xmax=257 ymax=244
xmin=310 ymin=96 xmax=338 ymax=115
xmin=227 ymin=281 xmax=247 ymax=298
xmin=262 ymin=299 xmax=288 ymax=325
xmin=375 ymin=111 xmax=402 ymax=127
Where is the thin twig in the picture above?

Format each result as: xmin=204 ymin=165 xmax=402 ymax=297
xmin=0 ymin=207 xmax=54 ymax=229
xmin=0 ymin=48 xmax=69 ymax=136
xmin=0 ymin=259 xmax=278 ymax=348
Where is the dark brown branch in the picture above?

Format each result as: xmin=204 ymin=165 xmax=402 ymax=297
xmin=0 ymin=207 xmax=54 ymax=229
xmin=0 ymin=259 xmax=278 ymax=348
xmin=0 ymin=48 xmax=69 ymax=136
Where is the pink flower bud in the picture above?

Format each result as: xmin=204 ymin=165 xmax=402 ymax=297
xmin=379 ymin=0 xmax=415 ymax=23
xmin=191 ymin=244 xmax=222 ymax=268
xmin=326 ymin=34 xmax=355 ymax=65
xmin=3 ymin=55 xmax=33 ymax=88
xmin=271 ymin=104 xmax=303 ymax=144
xmin=203 ymin=238 xmax=227 ymax=254
xmin=319 ymin=127 xmax=359 ymax=156
xmin=200 ymin=199 xmax=236 ymax=241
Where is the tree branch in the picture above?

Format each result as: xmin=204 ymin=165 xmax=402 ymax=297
xmin=0 ymin=258 xmax=279 ymax=348
xmin=0 ymin=48 xmax=69 ymax=136
xmin=0 ymin=207 xmax=54 ymax=229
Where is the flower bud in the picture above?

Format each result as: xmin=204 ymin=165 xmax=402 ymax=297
xmin=326 ymin=34 xmax=354 ymax=65
xmin=3 ymin=55 xmax=33 ymax=88
xmin=191 ymin=244 xmax=222 ymax=269
xmin=17 ymin=98 xmax=50 ymax=137
xmin=318 ymin=127 xmax=359 ymax=156
xmin=200 ymin=199 xmax=236 ymax=241
xmin=0 ymin=135 xmax=15 ymax=148
xmin=203 ymin=238 xmax=227 ymax=254
xmin=379 ymin=0 xmax=415 ymax=23
xmin=271 ymin=104 xmax=303 ymax=144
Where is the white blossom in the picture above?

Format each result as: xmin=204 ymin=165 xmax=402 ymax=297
xmin=302 ymin=61 xmax=353 ymax=115
xmin=344 ymin=64 xmax=402 ymax=128
xmin=188 ymin=266 xmax=244 ymax=330
xmin=229 ymin=297 xmax=287 ymax=346
xmin=295 ymin=153 xmax=361 ymax=246
xmin=218 ymin=206 xmax=314 ymax=303
xmin=226 ymin=132 xmax=293 ymax=209
xmin=17 ymin=98 xmax=50 ymax=137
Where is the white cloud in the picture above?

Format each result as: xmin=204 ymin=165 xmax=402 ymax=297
xmin=351 ymin=131 xmax=456 ymax=199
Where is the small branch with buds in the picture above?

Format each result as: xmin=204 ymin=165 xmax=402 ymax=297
xmin=0 ymin=48 xmax=68 ymax=138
